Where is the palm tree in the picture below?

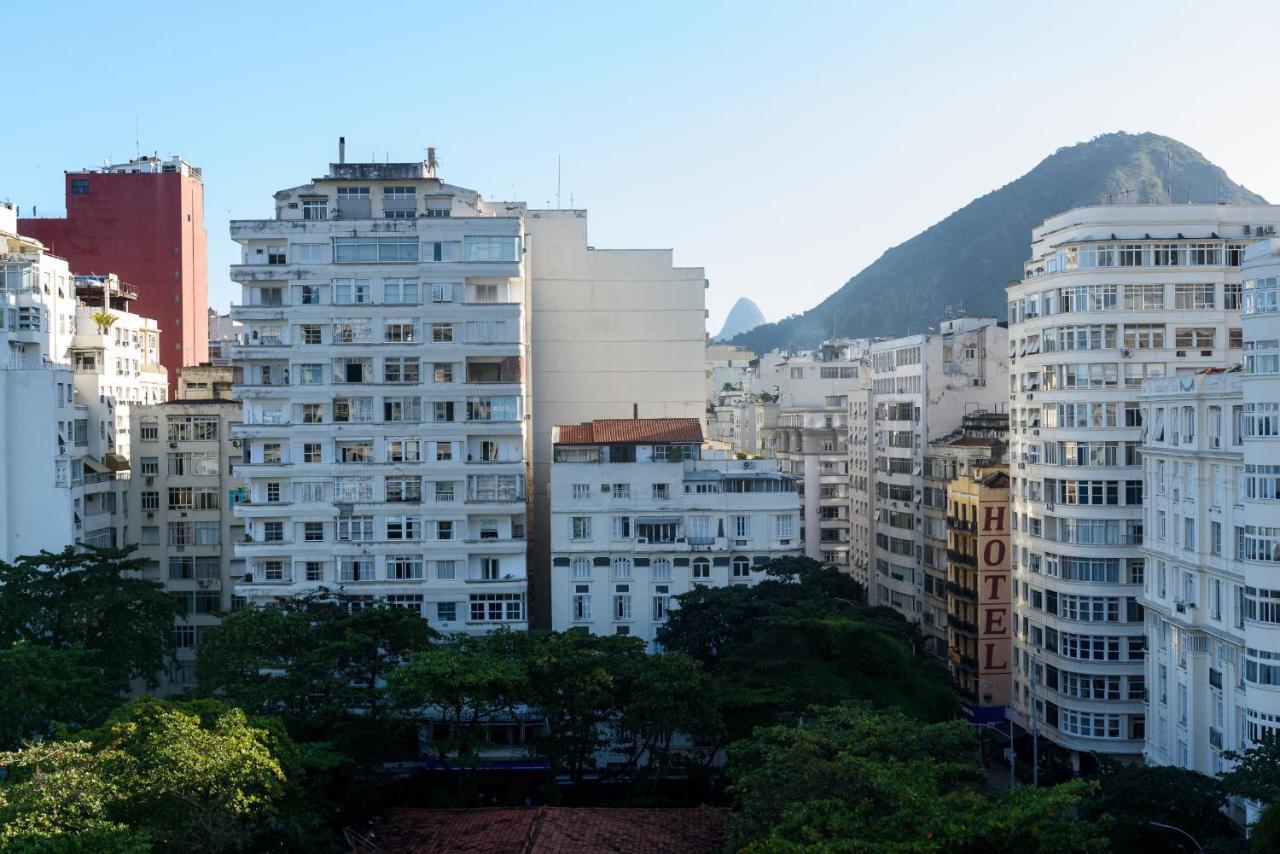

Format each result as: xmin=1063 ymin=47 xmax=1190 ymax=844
xmin=90 ymin=310 xmax=118 ymax=335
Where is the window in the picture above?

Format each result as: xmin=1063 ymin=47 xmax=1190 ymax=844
xmin=384 ymin=357 xmax=421 ymax=384
xmin=612 ymin=557 xmax=632 ymax=580
xmin=651 ymin=558 xmax=672 ymax=581
xmin=436 ymin=602 xmax=457 ymax=622
xmin=652 ymin=483 xmax=670 ymax=500
xmin=431 ymin=283 xmax=455 ymax=302
xmin=435 ymin=481 xmax=455 ymax=502
xmin=386 ymin=516 xmax=421 ymax=541
xmin=383 ymin=279 xmax=420 ymax=304
xmin=432 ymin=323 xmax=454 ymax=343
xmin=731 ymin=515 xmax=751 ymax=539
xmin=435 ymin=521 xmax=455 ymax=541
xmin=303 ymin=443 xmax=322 ymax=463
xmin=571 ymin=517 xmax=592 ymax=540
xmin=333 ymin=237 xmax=418 ymax=263
xmin=303 ymin=522 xmax=324 ymax=542
xmin=478 ymin=558 xmax=501 ymax=580
xmin=336 ymin=516 xmax=374 ymax=542
xmin=613 ymin=586 xmax=632 ymax=621
xmin=436 ymin=560 xmax=457 ymax=580
xmin=385 ymin=321 xmax=417 ymax=343
xmin=653 ymin=587 xmax=670 ymax=622
xmin=332 ymin=279 xmax=372 ymax=304
xmin=433 ymin=363 xmax=454 ymax=383
xmin=571 ymin=583 xmax=593 ymax=621
xmin=387 ymin=555 xmax=424 ymax=580
xmin=71 ymin=178 xmax=89 ymax=195
xmin=1175 ymin=283 xmax=1215 ymax=309
xmin=469 ymin=593 xmax=525 ymax=623
xmin=572 ymin=557 xmax=592 ymax=579
xmin=140 ymin=420 xmax=158 ymax=441
xmin=572 ymin=483 xmax=591 ymax=500
xmin=332 ymin=477 xmax=373 ymax=504
xmin=612 ymin=516 xmax=633 ymax=540
xmin=732 ymin=556 xmax=752 ymax=578
xmin=693 ymin=558 xmax=711 ymax=580
xmin=299 ymin=363 xmax=324 ymax=384
xmin=463 ymin=235 xmax=519 ymax=262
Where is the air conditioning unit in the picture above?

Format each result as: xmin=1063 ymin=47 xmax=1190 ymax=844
xmin=1176 ymin=350 xmax=1187 ymax=357
xmin=636 ymin=538 xmax=648 ymax=545
xmin=1121 ymin=349 xmax=1132 ymax=358
xmin=146 ymin=511 xmax=154 ymax=519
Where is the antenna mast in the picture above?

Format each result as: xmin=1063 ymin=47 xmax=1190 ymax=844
xmin=556 ymin=155 xmax=561 ymax=210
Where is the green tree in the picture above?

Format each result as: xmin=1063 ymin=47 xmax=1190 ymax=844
xmin=1224 ymin=732 xmax=1280 ymax=803
xmin=0 ymin=643 xmax=120 ymax=749
xmin=613 ymin=650 xmax=723 ymax=785
xmin=727 ymin=703 xmax=1106 ymax=852
xmin=196 ymin=592 xmax=437 ymax=740
xmin=1080 ymin=763 xmax=1236 ymax=852
xmin=518 ymin=630 xmax=646 ymax=784
xmin=0 ymin=697 xmax=309 ymax=853
xmin=0 ymin=546 xmax=181 ymax=689
xmin=658 ymin=557 xmax=955 ymax=731
xmin=388 ymin=630 xmax=527 ymax=765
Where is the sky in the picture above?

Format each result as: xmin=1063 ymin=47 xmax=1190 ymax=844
xmin=4 ymin=1 xmax=1280 ymax=334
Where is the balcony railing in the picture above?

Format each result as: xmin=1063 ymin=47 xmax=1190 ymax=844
xmin=947 ymin=516 xmax=975 ymax=533
xmin=947 ymin=614 xmax=978 ymax=634
xmin=947 ymin=548 xmax=977 ymax=568
xmin=946 ymin=580 xmax=977 ymax=601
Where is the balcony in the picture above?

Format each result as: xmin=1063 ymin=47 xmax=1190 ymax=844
xmin=946 ymin=580 xmax=977 ymax=602
xmin=947 ymin=516 xmax=975 ymax=533
xmin=947 ymin=548 xmax=977 ymax=568
xmin=947 ymin=614 xmax=978 ymax=635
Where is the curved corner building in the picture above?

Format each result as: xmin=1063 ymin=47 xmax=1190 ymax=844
xmin=1007 ymin=204 xmax=1280 ymax=770
xmin=1240 ymin=242 xmax=1280 ymax=745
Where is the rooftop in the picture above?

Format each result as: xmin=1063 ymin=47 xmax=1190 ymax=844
xmin=555 ymin=418 xmax=703 ymax=446
xmin=366 ymin=807 xmax=726 ymax=854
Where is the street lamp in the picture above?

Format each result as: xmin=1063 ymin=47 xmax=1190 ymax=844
xmin=1146 ymin=821 xmax=1203 ymax=853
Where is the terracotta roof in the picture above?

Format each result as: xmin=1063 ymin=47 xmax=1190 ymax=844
xmin=556 ymin=418 xmax=703 ymax=445
xmin=370 ymin=807 xmax=727 ymax=853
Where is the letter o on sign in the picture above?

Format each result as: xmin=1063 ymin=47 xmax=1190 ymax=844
xmin=983 ymin=539 xmax=1006 ymax=566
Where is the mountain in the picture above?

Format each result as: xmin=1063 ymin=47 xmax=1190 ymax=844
xmin=733 ymin=132 xmax=1266 ymax=353
xmin=715 ymin=297 xmax=766 ymax=340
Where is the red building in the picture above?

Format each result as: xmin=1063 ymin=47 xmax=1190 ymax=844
xmin=20 ymin=155 xmax=208 ymax=393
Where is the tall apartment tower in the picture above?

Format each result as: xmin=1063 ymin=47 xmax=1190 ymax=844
xmin=759 ymin=340 xmax=866 ymax=574
xmin=127 ymin=366 xmax=243 ymax=692
xmin=866 ymin=318 xmax=1008 ymax=622
xmin=1006 ymin=204 xmax=1280 ymax=770
xmin=1238 ymin=242 xmax=1280 ymax=761
xmin=19 ymin=155 xmax=208 ymax=392
xmin=525 ymin=210 xmax=707 ymax=627
xmin=229 ymin=151 xmax=529 ymax=633
xmin=1 ymin=204 xmax=167 ymax=558
xmin=1139 ymin=370 xmax=1246 ymax=787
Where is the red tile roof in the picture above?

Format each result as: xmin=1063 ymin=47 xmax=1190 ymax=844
xmin=369 ymin=807 xmax=727 ymax=853
xmin=555 ymin=418 xmax=703 ymax=446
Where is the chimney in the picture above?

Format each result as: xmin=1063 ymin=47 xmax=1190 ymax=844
xmin=427 ymin=147 xmax=437 ymax=175
xmin=633 ymin=403 xmax=639 ymax=420
xmin=338 ymin=136 xmax=346 ymax=164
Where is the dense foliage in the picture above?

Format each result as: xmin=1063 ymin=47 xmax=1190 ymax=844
xmin=0 ymin=547 xmax=180 ymax=748
xmin=4 ymin=551 xmax=1279 ymax=850
xmin=0 ymin=697 xmax=327 ymax=852
xmin=727 ymin=703 xmax=1109 ymax=852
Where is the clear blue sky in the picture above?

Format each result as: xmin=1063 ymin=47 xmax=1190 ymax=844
xmin=4 ymin=1 xmax=1280 ymax=333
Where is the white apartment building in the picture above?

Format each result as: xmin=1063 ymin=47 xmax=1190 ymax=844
xmin=549 ymin=418 xmax=800 ymax=644
xmin=1139 ymin=370 xmax=1247 ymax=786
xmin=1 ymin=205 xmax=166 ymax=558
xmin=229 ymin=151 xmax=529 ymax=633
xmin=1237 ymin=241 xmax=1280 ymax=777
xmin=1006 ymin=204 xmax=1280 ymax=769
xmin=526 ymin=209 xmax=707 ymax=627
xmin=127 ymin=366 xmax=244 ymax=692
xmin=208 ymin=310 xmax=243 ymax=365
xmin=866 ymin=318 xmax=1008 ymax=621
xmin=762 ymin=340 xmax=867 ymax=574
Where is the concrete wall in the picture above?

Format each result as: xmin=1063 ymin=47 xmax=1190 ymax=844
xmin=526 ymin=210 xmax=706 ymax=626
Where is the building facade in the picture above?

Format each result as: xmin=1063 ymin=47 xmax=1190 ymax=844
xmin=922 ymin=412 xmax=1009 ymax=660
xmin=127 ymin=366 xmax=244 ymax=691
xmin=1006 ymin=204 xmax=1280 ymax=768
xmin=548 ymin=418 xmax=800 ymax=644
xmin=1139 ymin=371 xmax=1247 ymax=784
xmin=19 ymin=155 xmax=208 ymax=390
xmin=867 ymin=318 xmax=1008 ymax=622
xmin=229 ymin=152 xmax=529 ymax=633
xmin=1 ymin=204 xmax=167 ymax=558
xmin=525 ymin=209 xmax=707 ymax=628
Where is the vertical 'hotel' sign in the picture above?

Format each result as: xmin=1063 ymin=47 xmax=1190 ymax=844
xmin=977 ymin=502 xmax=1012 ymax=686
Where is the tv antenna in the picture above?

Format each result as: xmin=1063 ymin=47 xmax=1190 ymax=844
xmin=556 ymin=155 xmax=561 ymax=210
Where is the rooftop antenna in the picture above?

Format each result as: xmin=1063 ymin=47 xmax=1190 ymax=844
xmin=556 ymin=155 xmax=561 ymax=210
xmin=134 ymin=116 xmax=140 ymax=159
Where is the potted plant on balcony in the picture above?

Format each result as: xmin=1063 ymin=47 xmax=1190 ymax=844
xmin=90 ymin=309 xmax=119 ymax=335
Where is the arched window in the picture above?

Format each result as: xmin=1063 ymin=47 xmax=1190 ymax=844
xmin=732 ymin=556 xmax=751 ymax=578
xmin=572 ymin=557 xmax=591 ymax=579
xmin=692 ymin=557 xmax=711 ymax=579
xmin=652 ymin=557 xmax=672 ymax=581
xmin=612 ymin=557 xmax=632 ymax=579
